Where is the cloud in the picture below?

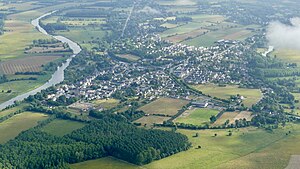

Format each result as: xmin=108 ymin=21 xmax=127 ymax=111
xmin=267 ymin=18 xmax=300 ymax=50
xmin=138 ymin=6 xmax=161 ymax=15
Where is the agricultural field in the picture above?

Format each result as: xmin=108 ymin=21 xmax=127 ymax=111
xmin=71 ymin=157 xmax=141 ymax=169
xmin=0 ymin=73 xmax=51 ymax=103
xmin=0 ymin=55 xmax=61 ymax=74
xmin=0 ymin=104 xmax=26 ymax=118
xmin=92 ymin=98 xmax=120 ymax=110
xmin=57 ymin=27 xmax=108 ymax=51
xmin=271 ymin=49 xmax=300 ymax=64
xmin=75 ymin=124 xmax=300 ymax=169
xmin=40 ymin=119 xmax=86 ymax=137
xmin=117 ymin=54 xmax=140 ymax=62
xmin=183 ymin=24 xmax=259 ymax=47
xmin=213 ymin=111 xmax=253 ymax=126
xmin=175 ymin=108 xmax=220 ymax=126
xmin=293 ymin=93 xmax=300 ymax=109
xmin=0 ymin=112 xmax=48 ymax=144
xmin=134 ymin=115 xmax=171 ymax=126
xmin=192 ymin=84 xmax=262 ymax=107
xmin=138 ymin=97 xmax=189 ymax=116
xmin=159 ymin=13 xmax=259 ymax=46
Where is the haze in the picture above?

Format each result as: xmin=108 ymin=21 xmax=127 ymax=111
xmin=267 ymin=18 xmax=300 ymax=50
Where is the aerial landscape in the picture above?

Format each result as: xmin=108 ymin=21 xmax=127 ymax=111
xmin=0 ymin=0 xmax=300 ymax=168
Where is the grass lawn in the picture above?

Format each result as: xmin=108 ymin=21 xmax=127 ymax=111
xmin=71 ymin=156 xmax=142 ymax=169
xmin=139 ymin=97 xmax=189 ymax=116
xmin=175 ymin=108 xmax=219 ymax=125
xmin=192 ymin=84 xmax=262 ymax=107
xmin=0 ymin=112 xmax=48 ymax=144
xmin=40 ymin=119 xmax=86 ymax=137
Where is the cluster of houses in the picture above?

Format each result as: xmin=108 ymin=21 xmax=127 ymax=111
xmin=46 ymin=33 xmax=255 ymax=110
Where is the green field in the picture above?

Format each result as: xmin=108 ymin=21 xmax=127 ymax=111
xmin=40 ymin=119 xmax=86 ymax=137
xmin=70 ymin=124 xmax=300 ymax=169
xmin=134 ymin=115 xmax=171 ymax=126
xmin=92 ymin=98 xmax=120 ymax=110
xmin=139 ymin=98 xmax=189 ymax=116
xmin=271 ymin=49 xmax=300 ymax=64
xmin=175 ymin=108 xmax=219 ymax=125
xmin=0 ymin=73 xmax=51 ymax=104
xmin=192 ymin=84 xmax=262 ymax=107
xmin=71 ymin=157 xmax=142 ymax=169
xmin=159 ymin=12 xmax=258 ymax=46
xmin=0 ymin=2 xmax=81 ymax=104
xmin=213 ymin=111 xmax=240 ymax=126
xmin=0 ymin=112 xmax=48 ymax=144
xmin=57 ymin=27 xmax=108 ymax=51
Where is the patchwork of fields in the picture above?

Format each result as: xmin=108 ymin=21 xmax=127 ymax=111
xmin=70 ymin=124 xmax=300 ymax=169
xmin=159 ymin=13 xmax=259 ymax=47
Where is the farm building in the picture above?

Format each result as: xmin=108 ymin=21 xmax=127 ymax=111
xmin=191 ymin=102 xmax=209 ymax=108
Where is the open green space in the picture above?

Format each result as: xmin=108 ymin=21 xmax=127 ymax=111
xmin=0 ymin=73 xmax=51 ymax=104
xmin=271 ymin=49 xmax=300 ymax=64
xmin=92 ymin=98 xmax=120 ymax=110
xmin=40 ymin=119 xmax=86 ymax=137
xmin=192 ymin=84 xmax=262 ymax=107
xmin=0 ymin=104 xmax=26 ymax=118
xmin=71 ymin=156 xmax=142 ymax=169
xmin=139 ymin=97 xmax=189 ymax=116
xmin=134 ymin=115 xmax=171 ymax=126
xmin=0 ymin=112 xmax=48 ymax=144
xmin=175 ymin=108 xmax=219 ymax=125
xmin=70 ymin=124 xmax=300 ymax=169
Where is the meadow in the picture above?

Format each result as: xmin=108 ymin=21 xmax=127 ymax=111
xmin=192 ymin=84 xmax=262 ymax=107
xmin=175 ymin=108 xmax=220 ymax=125
xmin=0 ymin=112 xmax=48 ymax=144
xmin=271 ymin=49 xmax=300 ymax=64
xmin=213 ymin=111 xmax=240 ymax=126
xmin=92 ymin=98 xmax=120 ymax=110
xmin=0 ymin=73 xmax=51 ymax=103
xmin=0 ymin=104 xmax=27 ymax=118
xmin=138 ymin=97 xmax=189 ymax=116
xmin=40 ymin=119 xmax=86 ymax=137
xmin=71 ymin=157 xmax=142 ymax=169
xmin=134 ymin=115 xmax=171 ymax=126
xmin=69 ymin=123 xmax=300 ymax=169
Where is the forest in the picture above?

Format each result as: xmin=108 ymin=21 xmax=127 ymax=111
xmin=0 ymin=114 xmax=190 ymax=168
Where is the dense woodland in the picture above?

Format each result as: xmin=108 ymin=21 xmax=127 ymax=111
xmin=0 ymin=115 xmax=190 ymax=168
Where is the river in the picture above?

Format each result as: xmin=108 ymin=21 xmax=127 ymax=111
xmin=0 ymin=11 xmax=82 ymax=110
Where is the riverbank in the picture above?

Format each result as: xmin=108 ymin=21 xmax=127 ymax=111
xmin=0 ymin=11 xmax=81 ymax=110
